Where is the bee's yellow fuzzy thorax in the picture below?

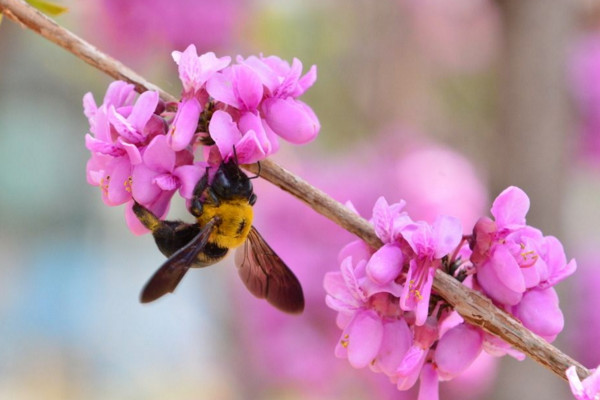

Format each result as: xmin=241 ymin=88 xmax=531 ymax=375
xmin=197 ymin=198 xmax=254 ymax=249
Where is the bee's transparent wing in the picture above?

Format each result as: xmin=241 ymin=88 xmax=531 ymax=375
xmin=140 ymin=218 xmax=218 ymax=303
xmin=235 ymin=226 xmax=304 ymax=314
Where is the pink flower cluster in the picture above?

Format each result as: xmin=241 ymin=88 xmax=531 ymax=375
xmin=324 ymin=186 xmax=576 ymax=398
xmin=84 ymin=45 xmax=319 ymax=233
xmin=471 ymin=186 xmax=576 ymax=342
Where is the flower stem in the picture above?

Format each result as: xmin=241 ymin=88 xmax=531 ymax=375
xmin=0 ymin=0 xmax=589 ymax=383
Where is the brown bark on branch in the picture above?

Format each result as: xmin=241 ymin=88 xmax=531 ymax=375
xmin=0 ymin=0 xmax=177 ymax=103
xmin=0 ymin=0 xmax=590 ymax=383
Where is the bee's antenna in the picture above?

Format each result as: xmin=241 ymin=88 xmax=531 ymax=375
xmin=248 ymin=161 xmax=261 ymax=180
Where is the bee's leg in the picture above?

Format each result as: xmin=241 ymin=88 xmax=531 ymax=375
xmin=132 ymin=202 xmax=199 ymax=257
xmin=132 ymin=202 xmax=163 ymax=233
xmin=191 ymin=168 xmax=210 ymax=217
xmin=206 ymin=187 xmax=221 ymax=206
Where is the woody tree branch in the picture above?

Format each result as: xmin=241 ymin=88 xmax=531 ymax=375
xmin=0 ymin=0 xmax=589 ymax=383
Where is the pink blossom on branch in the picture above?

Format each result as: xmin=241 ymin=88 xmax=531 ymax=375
xmin=470 ymin=186 xmax=576 ymax=342
xmin=84 ymin=48 xmax=320 ymax=233
xmin=325 ymin=186 xmax=577 ymax=399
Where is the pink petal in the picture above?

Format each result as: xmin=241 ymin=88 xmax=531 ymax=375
xmin=337 ymin=239 xmax=372 ymax=264
xmin=542 ymin=236 xmax=577 ymax=287
xmin=583 ymin=367 xmax=600 ymax=398
xmin=131 ymin=163 xmax=161 ymax=205
xmin=476 ymin=252 xmax=524 ymax=306
xmin=209 ymin=110 xmax=242 ymax=159
xmin=435 ymin=324 xmax=483 ymax=379
xmin=323 ymin=271 xmax=361 ymax=311
xmin=239 ymin=55 xmax=280 ymax=94
xmin=232 ymin=64 xmax=263 ymax=110
xmin=366 ymin=244 xmax=404 ymax=285
xmin=372 ymin=196 xmax=392 ymax=243
xmin=108 ymin=106 xmax=144 ymax=143
xmin=492 ymin=246 xmax=527 ymax=293
xmin=513 ymin=288 xmax=564 ymax=339
xmin=238 ymin=112 xmax=273 ymax=154
xmin=174 ymin=164 xmax=205 ymax=199
xmin=340 ymin=257 xmax=367 ymax=302
xmin=168 ymin=98 xmax=202 ymax=151
xmin=144 ymin=135 xmax=176 ymax=173
xmin=106 ymin=157 xmax=133 ymax=205
xmin=296 ymin=64 xmax=317 ymax=96
xmin=432 ymin=215 xmax=463 ymax=258
xmin=206 ymin=70 xmax=241 ymax=108
xmin=118 ymin=139 xmax=142 ymax=165
xmin=85 ymin=134 xmax=124 ymax=157
xmin=148 ymin=189 xmax=174 ymax=219
xmin=128 ymin=90 xmax=159 ymax=132
xmin=397 ymin=345 xmax=427 ymax=390
xmin=346 ymin=310 xmax=384 ymax=368
xmin=82 ymin=92 xmax=97 ymax=120
xmin=173 ymin=46 xmax=230 ymax=92
xmin=262 ymin=98 xmax=320 ymax=144
xmin=414 ymin=267 xmax=435 ymax=326
xmin=103 ymin=80 xmax=135 ymax=107
xmin=376 ymin=319 xmax=413 ymax=376
xmin=86 ymin=152 xmax=110 ymax=186
xmin=491 ymin=186 xmax=530 ymax=227
xmin=234 ymin=131 xmax=267 ymax=164
xmin=418 ymin=364 xmax=440 ymax=400
xmin=154 ymin=173 xmax=179 ymax=191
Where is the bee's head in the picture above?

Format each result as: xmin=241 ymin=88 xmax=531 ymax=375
xmin=211 ymin=158 xmax=254 ymax=201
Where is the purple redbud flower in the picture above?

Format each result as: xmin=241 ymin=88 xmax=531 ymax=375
xmin=168 ymin=45 xmax=231 ymax=151
xmin=567 ymin=366 xmax=600 ymax=400
xmin=470 ymin=186 xmax=575 ymax=342
xmin=207 ymin=64 xmax=264 ymax=111
xmin=324 ymin=256 xmax=407 ymax=370
xmin=173 ymin=45 xmax=231 ymax=96
xmin=399 ymin=216 xmax=462 ymax=325
xmin=208 ymin=110 xmax=275 ymax=164
xmin=260 ymin=97 xmax=320 ymax=144
xmin=472 ymin=187 xmax=575 ymax=308
xmin=84 ymin=82 xmax=166 ymax=208
xmin=237 ymin=54 xmax=320 ymax=144
xmin=131 ymin=135 xmax=203 ymax=208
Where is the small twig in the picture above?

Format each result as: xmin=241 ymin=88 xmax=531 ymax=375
xmin=0 ymin=0 xmax=176 ymax=103
xmin=0 ymin=0 xmax=590 ymax=383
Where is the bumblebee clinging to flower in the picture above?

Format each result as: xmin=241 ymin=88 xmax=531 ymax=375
xmin=133 ymin=158 xmax=305 ymax=314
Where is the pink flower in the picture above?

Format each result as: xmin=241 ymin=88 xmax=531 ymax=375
xmin=472 ymin=187 xmax=567 ymax=306
xmin=324 ymin=256 xmax=408 ymax=370
xmin=168 ymin=45 xmax=231 ymax=151
xmin=470 ymin=186 xmax=575 ymax=341
xmin=84 ymin=82 xmax=165 ymax=208
xmin=238 ymin=54 xmax=320 ymax=144
xmin=567 ymin=366 xmax=600 ymax=400
xmin=399 ymin=216 xmax=462 ymax=325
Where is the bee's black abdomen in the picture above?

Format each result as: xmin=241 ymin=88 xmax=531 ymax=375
xmin=202 ymin=242 xmax=229 ymax=261
xmin=152 ymin=221 xmax=201 ymax=257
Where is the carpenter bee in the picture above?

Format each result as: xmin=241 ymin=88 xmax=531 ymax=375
xmin=133 ymin=158 xmax=305 ymax=314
